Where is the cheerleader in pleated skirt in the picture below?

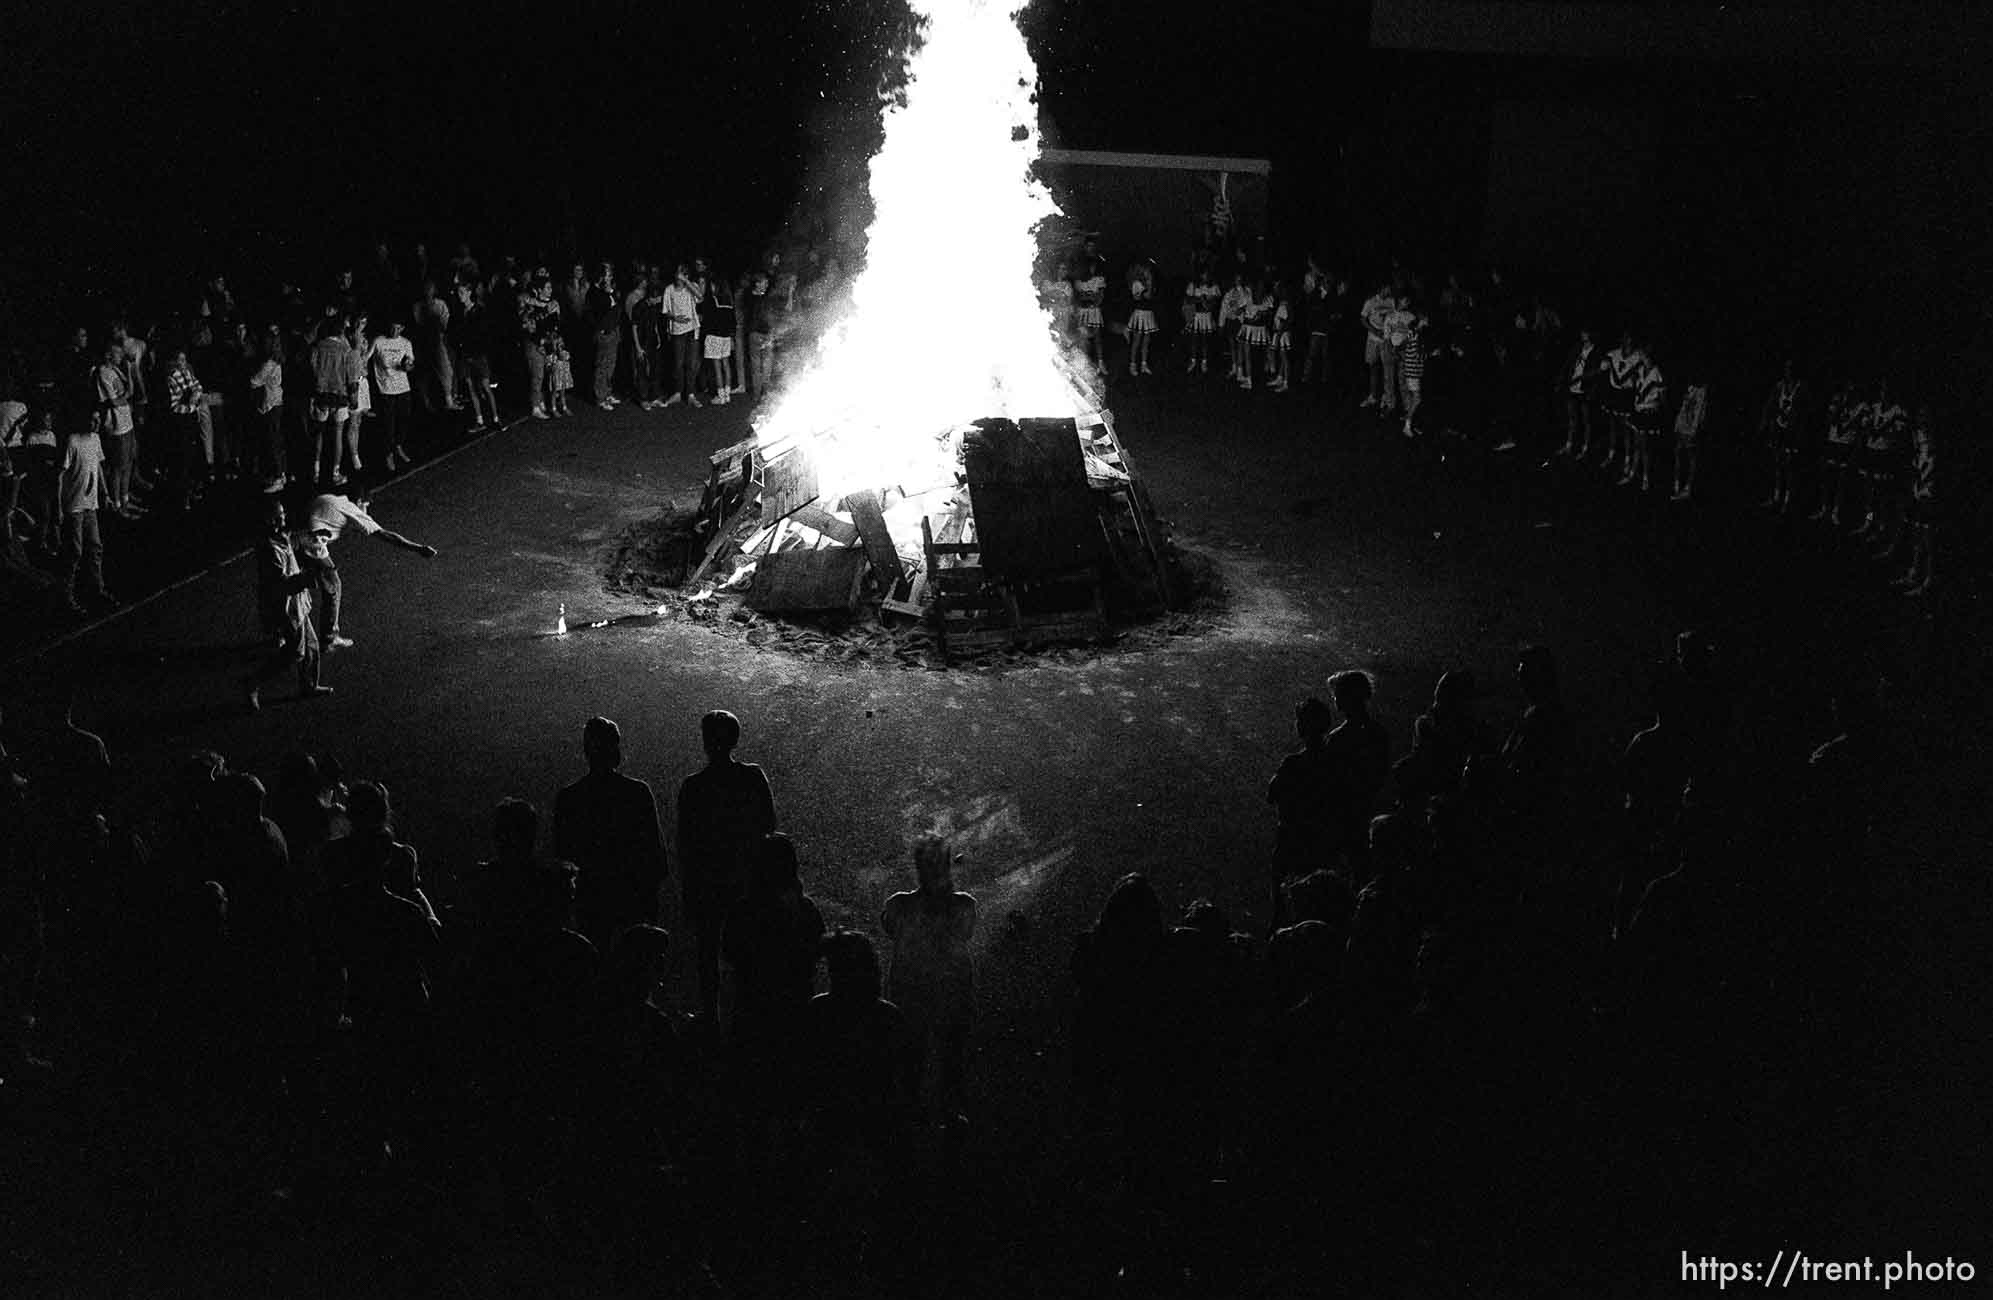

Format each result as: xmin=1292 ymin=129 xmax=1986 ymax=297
xmin=1073 ymin=258 xmax=1108 ymax=375
xmin=1185 ymin=266 xmax=1220 ymax=374
xmin=1266 ymin=289 xmax=1293 ymax=392
xmin=1236 ymin=281 xmax=1272 ymax=391
xmin=1125 ymin=261 xmax=1157 ymax=376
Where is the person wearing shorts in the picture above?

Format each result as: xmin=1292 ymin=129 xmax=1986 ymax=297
xmin=307 ymin=320 xmax=355 ymax=489
xmin=1125 ymin=261 xmax=1157 ymax=377
xmin=1073 ymin=255 xmax=1108 ymax=376
xmin=702 ymin=274 xmax=738 ymax=405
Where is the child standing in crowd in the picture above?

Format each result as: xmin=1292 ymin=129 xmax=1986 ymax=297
xmin=1266 ymin=285 xmax=1293 ymax=393
xmin=1759 ymin=359 xmax=1806 ymax=512
xmin=1391 ymin=298 xmax=1427 ymax=437
xmin=1671 ymin=368 xmax=1707 ymax=501
xmin=1125 ymin=260 xmax=1157 ymax=377
xmin=58 ymin=410 xmax=112 ymax=612
xmin=545 ymin=334 xmax=574 ymax=417
xmin=1184 ymin=262 xmax=1220 ymax=376
xmin=1072 ymin=254 xmax=1108 ymax=377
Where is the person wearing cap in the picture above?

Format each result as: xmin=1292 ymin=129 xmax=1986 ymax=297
xmin=555 ymin=715 xmax=668 ymax=952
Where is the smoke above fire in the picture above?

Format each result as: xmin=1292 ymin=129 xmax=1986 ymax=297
xmin=758 ymin=0 xmax=1089 ymax=498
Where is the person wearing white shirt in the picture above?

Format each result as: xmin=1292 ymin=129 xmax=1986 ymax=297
xmin=1360 ymin=283 xmax=1399 ymax=412
xmin=658 ymin=264 xmax=704 ymax=409
xmin=299 ymin=491 xmax=439 ymax=652
xmin=369 ymin=320 xmax=416 ymax=471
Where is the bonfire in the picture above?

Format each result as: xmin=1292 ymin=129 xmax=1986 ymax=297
xmin=682 ymin=0 xmax=1170 ymax=658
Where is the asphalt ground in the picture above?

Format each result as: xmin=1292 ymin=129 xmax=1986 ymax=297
xmin=5 ymin=361 xmax=1989 ymax=1293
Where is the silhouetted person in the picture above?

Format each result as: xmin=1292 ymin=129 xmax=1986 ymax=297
xmin=321 ymin=782 xmax=441 ymax=1161
xmin=1387 ymin=713 xmax=1457 ymax=812
xmin=677 ymin=710 xmax=776 ymax=1023
xmin=267 ymin=751 xmax=334 ymax=876
xmin=722 ymin=833 xmax=822 ymax=1039
xmin=1323 ymin=670 xmax=1391 ymax=873
xmin=555 ymin=716 xmax=668 ymax=951
xmin=585 ymin=924 xmax=686 ymax=1177
xmin=1159 ymin=899 xmax=1253 ymax=1180
xmin=880 ymin=835 xmax=977 ymax=1125
xmin=321 ymin=782 xmax=436 ymax=921
xmin=1070 ymin=873 xmax=1169 ymax=1147
xmin=1421 ymin=669 xmax=1488 ymax=782
xmin=1267 ymin=697 xmax=1339 ymax=884
xmin=1501 ymin=645 xmax=1572 ymax=799
xmin=805 ymin=929 xmax=919 ymax=1213
xmin=468 ymin=796 xmax=544 ymax=945
xmin=1806 ymin=682 xmax=1884 ymax=888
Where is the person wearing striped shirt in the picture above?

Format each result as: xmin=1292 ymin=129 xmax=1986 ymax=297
xmin=1392 ymin=300 xmax=1428 ymax=438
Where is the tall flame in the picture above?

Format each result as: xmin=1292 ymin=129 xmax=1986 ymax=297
xmin=759 ymin=0 xmax=1086 ymax=498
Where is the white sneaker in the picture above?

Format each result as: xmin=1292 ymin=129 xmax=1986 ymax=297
xmin=1360 ymin=396 xmax=1377 ymax=409
xmin=661 ymin=394 xmax=682 ymax=408
xmin=688 ymin=395 xmax=702 ymax=408
xmin=1141 ymin=363 xmax=1154 ymax=375
xmin=731 ymin=384 xmax=746 ymax=394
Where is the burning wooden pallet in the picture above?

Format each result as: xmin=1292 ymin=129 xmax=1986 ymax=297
xmin=687 ymin=411 xmax=1169 ymax=659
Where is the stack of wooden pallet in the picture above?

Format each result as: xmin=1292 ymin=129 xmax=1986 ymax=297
xmin=686 ymin=411 xmax=1170 ymax=660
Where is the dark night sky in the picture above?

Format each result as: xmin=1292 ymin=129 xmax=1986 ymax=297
xmin=0 ymin=0 xmax=1363 ymax=324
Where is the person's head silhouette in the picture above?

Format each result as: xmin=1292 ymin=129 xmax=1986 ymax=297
xmin=1329 ymin=670 xmax=1374 ymax=718
xmin=701 ymin=709 xmax=742 ymax=764
xmin=583 ymin=716 xmax=623 ymax=773
xmin=822 ymin=930 xmax=882 ymax=1001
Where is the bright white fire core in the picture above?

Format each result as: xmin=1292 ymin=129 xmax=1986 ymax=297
xmin=756 ymin=0 xmax=1088 ymax=500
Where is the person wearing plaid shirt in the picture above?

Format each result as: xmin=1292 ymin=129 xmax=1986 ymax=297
xmin=164 ymin=349 xmax=209 ymax=507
